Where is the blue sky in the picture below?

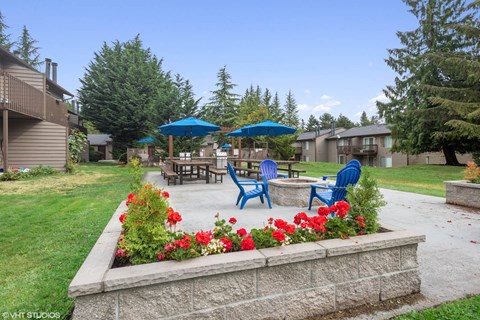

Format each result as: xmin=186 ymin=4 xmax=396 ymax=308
xmin=2 ymin=1 xmax=418 ymax=122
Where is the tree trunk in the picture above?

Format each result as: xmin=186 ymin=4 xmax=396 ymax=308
xmin=442 ymin=145 xmax=461 ymax=166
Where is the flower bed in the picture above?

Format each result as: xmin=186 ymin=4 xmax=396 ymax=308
xmin=68 ymin=182 xmax=425 ymax=319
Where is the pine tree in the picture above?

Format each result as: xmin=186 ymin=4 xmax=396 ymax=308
xmin=336 ymin=114 xmax=356 ymax=129
xmin=79 ymin=36 xmax=170 ymax=158
xmin=14 ymin=25 xmax=42 ymax=68
xmin=283 ymin=90 xmax=300 ymax=128
xmin=269 ymin=92 xmax=283 ymax=122
xmin=201 ymin=66 xmax=239 ymax=127
xmin=0 ymin=11 xmax=14 ymax=50
xmin=263 ymin=88 xmax=272 ymax=109
xmin=305 ymin=114 xmax=320 ymax=131
xmin=318 ymin=113 xmax=335 ymax=129
xmin=377 ymin=0 xmax=478 ymax=165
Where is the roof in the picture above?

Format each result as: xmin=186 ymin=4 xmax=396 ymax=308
xmin=0 ymin=45 xmax=74 ymax=97
xmin=88 ymin=134 xmax=112 ymax=146
xmin=327 ymin=124 xmax=390 ymax=139
xmin=297 ymin=129 xmax=332 ymax=141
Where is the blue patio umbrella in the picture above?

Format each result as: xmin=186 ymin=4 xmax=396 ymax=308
xmin=159 ymin=117 xmax=221 ymax=137
xmin=220 ymin=144 xmax=232 ymax=149
xmin=137 ymin=137 xmax=155 ymax=143
xmin=241 ymin=120 xmax=296 ymax=137
xmin=159 ymin=117 xmax=221 ymax=159
xmin=226 ymin=125 xmax=252 ymax=137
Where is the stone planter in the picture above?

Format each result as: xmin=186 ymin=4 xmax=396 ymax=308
xmin=268 ymin=177 xmax=326 ymax=207
xmin=445 ymin=180 xmax=480 ymax=209
xmin=68 ymin=202 xmax=425 ymax=320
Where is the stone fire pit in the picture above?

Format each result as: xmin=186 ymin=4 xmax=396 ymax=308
xmin=268 ymin=177 xmax=328 ymax=207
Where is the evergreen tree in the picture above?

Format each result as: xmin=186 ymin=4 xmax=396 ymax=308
xmin=305 ymin=114 xmax=320 ymax=131
xmin=237 ymin=86 xmax=262 ymax=126
xmin=336 ymin=113 xmax=356 ymax=129
xmin=14 ymin=25 xmax=42 ymax=68
xmin=79 ymin=36 xmax=170 ymax=158
xmin=318 ymin=113 xmax=335 ymax=129
xmin=269 ymin=92 xmax=283 ymax=122
xmin=283 ymin=90 xmax=300 ymax=128
xmin=377 ymin=0 xmax=478 ymax=165
xmin=0 ymin=11 xmax=14 ymax=50
xmin=201 ymin=66 xmax=239 ymax=127
xmin=359 ymin=111 xmax=381 ymax=126
xmin=263 ymin=88 xmax=272 ymax=109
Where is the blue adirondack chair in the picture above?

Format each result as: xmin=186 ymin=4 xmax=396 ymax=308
xmin=227 ymin=163 xmax=272 ymax=209
xmin=308 ymin=165 xmax=361 ymax=210
xmin=259 ymin=159 xmax=288 ymax=181
xmin=322 ymin=159 xmax=362 ymax=182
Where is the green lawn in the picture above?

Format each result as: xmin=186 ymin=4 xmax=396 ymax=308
xmin=0 ymin=162 xmax=475 ymax=319
xmin=0 ymin=163 xmax=132 ymax=318
xmin=295 ymin=162 xmax=464 ymax=197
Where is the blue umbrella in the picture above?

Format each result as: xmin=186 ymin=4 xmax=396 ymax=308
xmin=220 ymin=144 xmax=232 ymax=149
xmin=241 ymin=120 xmax=296 ymax=137
xmin=159 ymin=117 xmax=220 ymax=136
xmin=227 ymin=125 xmax=252 ymax=137
xmin=137 ymin=137 xmax=155 ymax=143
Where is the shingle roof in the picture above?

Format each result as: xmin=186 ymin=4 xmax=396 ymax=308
xmin=297 ymin=129 xmax=332 ymax=141
xmin=88 ymin=134 xmax=112 ymax=146
xmin=325 ymin=124 xmax=390 ymax=139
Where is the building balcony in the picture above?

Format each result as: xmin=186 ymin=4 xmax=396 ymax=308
xmin=0 ymin=72 xmax=67 ymax=126
xmin=337 ymin=144 xmax=378 ymax=156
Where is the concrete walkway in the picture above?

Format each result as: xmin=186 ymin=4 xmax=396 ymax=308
xmin=145 ymin=171 xmax=480 ymax=319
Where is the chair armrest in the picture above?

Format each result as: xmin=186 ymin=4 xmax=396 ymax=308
xmin=322 ymin=175 xmax=337 ymax=181
xmin=311 ymin=184 xmax=331 ymax=190
xmin=238 ymin=178 xmax=258 ymax=183
xmin=238 ymin=181 xmax=262 ymax=186
xmin=277 ymin=174 xmax=288 ymax=178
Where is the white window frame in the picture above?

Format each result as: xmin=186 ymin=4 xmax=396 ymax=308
xmin=383 ymin=136 xmax=392 ymax=148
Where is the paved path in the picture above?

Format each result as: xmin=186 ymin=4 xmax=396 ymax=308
xmin=145 ymin=172 xmax=480 ymax=319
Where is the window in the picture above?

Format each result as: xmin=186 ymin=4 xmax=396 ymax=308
xmin=337 ymin=139 xmax=345 ymax=146
xmin=363 ymin=137 xmax=375 ymax=146
xmin=380 ymin=156 xmax=392 ymax=167
xmin=337 ymin=155 xmax=345 ymax=164
xmin=383 ymin=136 xmax=392 ymax=148
xmin=303 ymin=155 xmax=310 ymax=162
xmin=304 ymin=141 xmax=309 ymax=150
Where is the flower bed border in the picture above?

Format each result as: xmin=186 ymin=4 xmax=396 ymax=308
xmin=445 ymin=180 xmax=480 ymax=209
xmin=69 ymin=201 xmax=425 ymax=320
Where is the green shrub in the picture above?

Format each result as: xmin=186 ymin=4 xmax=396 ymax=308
xmin=26 ymin=166 xmax=57 ymax=177
xmin=127 ymin=157 xmax=143 ymax=193
xmin=89 ymin=146 xmax=103 ymax=162
xmin=0 ymin=170 xmax=22 ymax=181
xmin=346 ymin=169 xmax=386 ymax=234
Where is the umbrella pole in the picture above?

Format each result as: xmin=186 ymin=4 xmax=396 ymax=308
xmin=169 ymin=135 xmax=174 ymax=169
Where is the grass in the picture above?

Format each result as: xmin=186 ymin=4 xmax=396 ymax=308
xmin=0 ymin=163 xmax=132 ymax=319
xmin=294 ymin=162 xmax=465 ymax=197
xmin=394 ymin=295 xmax=480 ymax=320
xmin=0 ymin=162 xmax=475 ymax=319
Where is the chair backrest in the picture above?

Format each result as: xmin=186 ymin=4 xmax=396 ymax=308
xmin=331 ymin=166 xmax=362 ymax=202
xmin=259 ymin=159 xmax=278 ymax=181
xmin=345 ymin=159 xmax=362 ymax=170
xmin=227 ymin=163 xmax=244 ymax=192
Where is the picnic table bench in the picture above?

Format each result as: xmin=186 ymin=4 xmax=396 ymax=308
xmin=278 ymin=167 xmax=306 ymax=178
xmin=233 ymin=166 xmax=261 ymax=180
xmin=199 ymin=166 xmax=227 ymax=183
xmin=160 ymin=164 xmax=178 ymax=185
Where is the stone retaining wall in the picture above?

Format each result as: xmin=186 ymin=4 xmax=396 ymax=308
xmin=445 ymin=180 xmax=480 ymax=209
xmin=69 ymin=202 xmax=425 ymax=320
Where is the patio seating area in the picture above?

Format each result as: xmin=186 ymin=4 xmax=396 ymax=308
xmin=144 ymin=170 xmax=480 ymax=318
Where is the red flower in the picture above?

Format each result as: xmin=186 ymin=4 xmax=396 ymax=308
xmin=236 ymin=228 xmax=247 ymax=237
xmin=329 ymin=204 xmax=337 ymax=212
xmin=284 ymin=224 xmax=296 ymax=235
xmin=115 ymin=248 xmax=126 ymax=257
xmin=294 ymin=212 xmax=308 ymax=225
xmin=267 ymin=217 xmax=274 ymax=224
xmin=220 ymin=237 xmax=232 ymax=252
xmin=317 ymin=206 xmax=331 ymax=216
xmin=274 ymin=219 xmax=288 ymax=230
xmin=167 ymin=211 xmax=182 ymax=225
xmin=355 ymin=216 xmax=366 ymax=228
xmin=174 ymin=234 xmax=192 ymax=250
xmin=308 ymin=215 xmax=327 ymax=232
xmin=126 ymin=193 xmax=137 ymax=206
xmin=119 ymin=212 xmax=127 ymax=224
xmin=162 ymin=191 xmax=170 ymax=198
xmin=195 ymin=231 xmax=211 ymax=245
xmin=229 ymin=217 xmax=237 ymax=224
xmin=241 ymin=236 xmax=255 ymax=250
xmin=157 ymin=252 xmax=165 ymax=261
xmin=300 ymin=222 xmax=307 ymax=229
xmin=272 ymin=229 xmax=286 ymax=242
xmin=335 ymin=200 xmax=350 ymax=217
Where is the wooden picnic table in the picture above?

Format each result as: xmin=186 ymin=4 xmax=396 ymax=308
xmin=171 ymin=160 xmax=212 ymax=185
xmin=230 ymin=158 xmax=300 ymax=178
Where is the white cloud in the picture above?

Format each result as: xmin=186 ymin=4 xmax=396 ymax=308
xmin=304 ymin=89 xmax=311 ymax=95
xmin=354 ymin=111 xmax=363 ymax=117
xmin=312 ymin=104 xmax=332 ymax=112
xmin=368 ymin=92 xmax=388 ymax=104
xmin=320 ymin=94 xmax=332 ymax=100
xmin=297 ymin=103 xmax=312 ymax=111
xmin=298 ymin=94 xmax=342 ymax=121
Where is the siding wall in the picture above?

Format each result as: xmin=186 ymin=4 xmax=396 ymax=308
xmin=3 ymin=63 xmax=44 ymax=92
xmin=2 ymin=118 xmax=67 ymax=170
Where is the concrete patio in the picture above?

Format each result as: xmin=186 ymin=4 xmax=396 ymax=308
xmin=145 ymin=171 xmax=480 ymax=319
